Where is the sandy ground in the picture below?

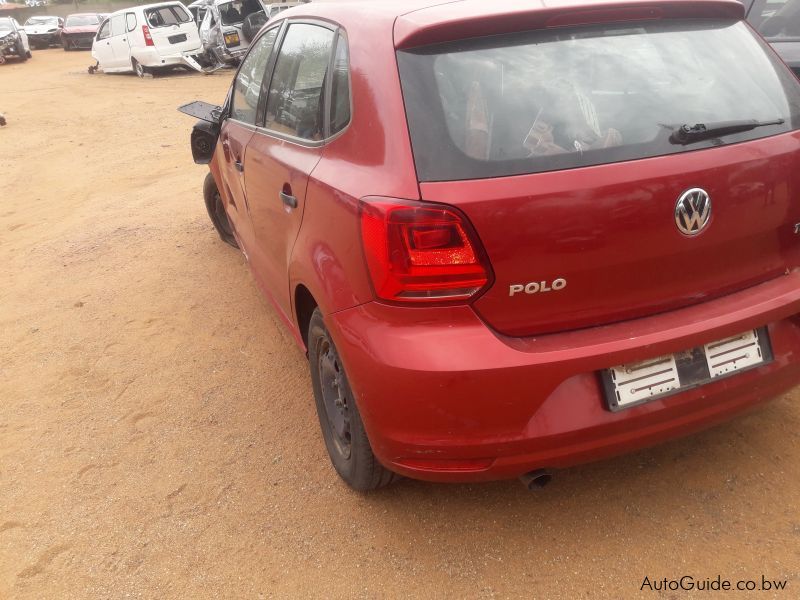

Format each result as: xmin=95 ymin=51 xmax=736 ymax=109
xmin=1 ymin=49 xmax=799 ymax=600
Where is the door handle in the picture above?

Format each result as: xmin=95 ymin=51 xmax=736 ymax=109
xmin=234 ymin=158 xmax=244 ymax=173
xmin=280 ymin=191 xmax=297 ymax=209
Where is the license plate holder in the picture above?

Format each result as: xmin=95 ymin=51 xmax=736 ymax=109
xmin=601 ymin=328 xmax=772 ymax=411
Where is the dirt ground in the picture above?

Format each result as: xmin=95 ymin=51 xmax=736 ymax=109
xmin=1 ymin=49 xmax=799 ymax=600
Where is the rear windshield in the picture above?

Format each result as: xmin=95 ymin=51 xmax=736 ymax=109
xmin=398 ymin=20 xmax=800 ymax=182
xmin=747 ymin=0 xmax=800 ymax=41
xmin=65 ymin=15 xmax=100 ymax=27
xmin=145 ymin=5 xmax=191 ymax=28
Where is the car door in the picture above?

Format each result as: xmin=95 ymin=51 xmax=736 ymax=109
xmin=243 ymin=22 xmax=337 ymax=318
xmin=13 ymin=19 xmax=29 ymax=52
xmin=218 ymin=26 xmax=281 ymax=249
xmin=107 ymin=14 xmax=129 ymax=68
xmin=92 ymin=18 xmax=114 ymax=67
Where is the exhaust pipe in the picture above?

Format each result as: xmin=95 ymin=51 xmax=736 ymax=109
xmin=519 ymin=469 xmax=552 ymax=491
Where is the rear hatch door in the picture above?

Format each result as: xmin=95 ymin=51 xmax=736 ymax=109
xmin=398 ymin=11 xmax=800 ymax=337
xmin=145 ymin=3 xmax=201 ymax=54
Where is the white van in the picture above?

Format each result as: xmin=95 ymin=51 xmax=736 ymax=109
xmin=91 ymin=2 xmax=204 ymax=76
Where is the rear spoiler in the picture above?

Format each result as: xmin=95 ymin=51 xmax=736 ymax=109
xmin=394 ymin=0 xmax=745 ymax=50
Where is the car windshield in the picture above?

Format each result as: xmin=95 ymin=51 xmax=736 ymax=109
xmin=747 ymin=0 xmax=800 ymax=40
xmin=398 ymin=19 xmax=800 ymax=182
xmin=65 ymin=15 xmax=100 ymax=27
xmin=25 ymin=17 xmax=58 ymax=26
xmin=0 ymin=18 xmax=13 ymax=32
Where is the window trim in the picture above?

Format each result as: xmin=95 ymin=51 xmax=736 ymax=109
xmin=224 ymin=17 xmax=353 ymax=148
xmin=227 ymin=21 xmax=286 ymax=128
xmin=254 ymin=19 xmax=351 ymax=148
xmin=96 ymin=18 xmax=111 ymax=40
xmin=126 ymin=12 xmax=137 ymax=33
xmin=323 ymin=30 xmax=353 ymax=142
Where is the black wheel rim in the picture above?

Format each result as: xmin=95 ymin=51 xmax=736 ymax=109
xmin=213 ymin=190 xmax=233 ymax=237
xmin=317 ymin=337 xmax=351 ymax=459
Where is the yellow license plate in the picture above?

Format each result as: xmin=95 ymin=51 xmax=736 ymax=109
xmin=224 ymin=33 xmax=240 ymax=46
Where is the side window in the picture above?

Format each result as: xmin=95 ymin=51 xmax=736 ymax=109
xmin=97 ymin=19 xmax=111 ymax=40
xmin=126 ymin=13 xmax=137 ymax=32
xmin=265 ymin=24 xmax=335 ymax=141
xmin=110 ymin=14 xmax=126 ymax=37
xmin=230 ymin=27 xmax=280 ymax=125
xmin=329 ymin=34 xmax=351 ymax=136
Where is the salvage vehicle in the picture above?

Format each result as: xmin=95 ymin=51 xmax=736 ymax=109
xmin=92 ymin=3 xmax=204 ymax=77
xmin=23 ymin=16 xmax=64 ymax=49
xmin=743 ymin=0 xmax=800 ymax=77
xmin=61 ymin=13 xmax=104 ymax=50
xmin=196 ymin=0 xmax=304 ymax=66
xmin=0 ymin=17 xmax=31 ymax=63
xmin=180 ymin=0 xmax=800 ymax=491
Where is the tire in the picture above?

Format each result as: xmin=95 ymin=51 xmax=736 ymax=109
xmin=26 ymin=50 xmax=32 ymax=59
xmin=17 ymin=40 xmax=27 ymax=61
xmin=202 ymin=173 xmax=238 ymax=248
xmin=307 ymin=309 xmax=399 ymax=491
xmin=63 ymin=42 xmax=70 ymax=51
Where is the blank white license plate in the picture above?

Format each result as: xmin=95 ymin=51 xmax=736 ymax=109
xmin=603 ymin=329 xmax=771 ymax=411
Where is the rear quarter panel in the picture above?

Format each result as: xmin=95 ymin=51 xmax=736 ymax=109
xmin=287 ymin=7 xmax=420 ymax=320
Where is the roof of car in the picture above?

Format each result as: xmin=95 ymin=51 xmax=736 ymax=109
xmin=292 ymin=0 xmax=744 ymax=48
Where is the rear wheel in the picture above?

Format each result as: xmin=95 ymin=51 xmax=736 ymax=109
xmin=16 ymin=40 xmax=27 ymax=61
xmin=62 ymin=40 xmax=70 ymax=51
xmin=308 ymin=309 xmax=398 ymax=491
xmin=202 ymin=173 xmax=238 ymax=248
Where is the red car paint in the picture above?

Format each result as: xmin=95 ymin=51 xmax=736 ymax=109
xmin=61 ymin=13 xmax=104 ymax=49
xmin=208 ymin=0 xmax=800 ymax=481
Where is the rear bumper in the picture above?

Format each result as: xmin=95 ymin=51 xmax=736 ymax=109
xmin=327 ymin=271 xmax=800 ymax=482
xmin=134 ymin=47 xmax=204 ymax=69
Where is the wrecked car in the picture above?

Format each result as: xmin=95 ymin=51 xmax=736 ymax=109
xmin=23 ymin=16 xmax=64 ymax=49
xmin=61 ymin=13 xmax=104 ymax=51
xmin=0 ymin=17 xmax=31 ymax=64
xmin=180 ymin=0 xmax=800 ymax=491
xmin=91 ymin=3 xmax=205 ymax=77
xmin=196 ymin=0 xmax=304 ymax=66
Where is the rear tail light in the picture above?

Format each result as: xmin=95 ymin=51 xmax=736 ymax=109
xmin=359 ymin=198 xmax=492 ymax=303
xmin=142 ymin=24 xmax=154 ymax=46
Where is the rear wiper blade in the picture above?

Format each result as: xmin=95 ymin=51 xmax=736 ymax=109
xmin=669 ymin=118 xmax=784 ymax=145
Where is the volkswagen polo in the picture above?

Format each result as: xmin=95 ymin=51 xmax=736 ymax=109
xmin=180 ymin=0 xmax=800 ymax=490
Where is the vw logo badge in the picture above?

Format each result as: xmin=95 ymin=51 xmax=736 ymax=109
xmin=675 ymin=188 xmax=712 ymax=236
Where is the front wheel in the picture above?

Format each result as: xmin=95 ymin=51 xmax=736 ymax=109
xmin=202 ymin=173 xmax=238 ymax=248
xmin=17 ymin=40 xmax=27 ymax=61
xmin=308 ymin=309 xmax=398 ymax=491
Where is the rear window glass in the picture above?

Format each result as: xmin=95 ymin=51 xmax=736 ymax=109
xmin=145 ymin=5 xmax=191 ymax=28
xmin=398 ymin=20 xmax=800 ymax=182
xmin=747 ymin=0 xmax=800 ymax=40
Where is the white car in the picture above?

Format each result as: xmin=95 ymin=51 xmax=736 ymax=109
xmin=0 ymin=17 xmax=31 ymax=63
xmin=91 ymin=2 xmax=204 ymax=76
xmin=196 ymin=0 xmax=303 ymax=66
xmin=23 ymin=16 xmax=63 ymax=48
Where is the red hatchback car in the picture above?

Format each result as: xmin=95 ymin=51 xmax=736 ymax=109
xmin=182 ymin=0 xmax=800 ymax=490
